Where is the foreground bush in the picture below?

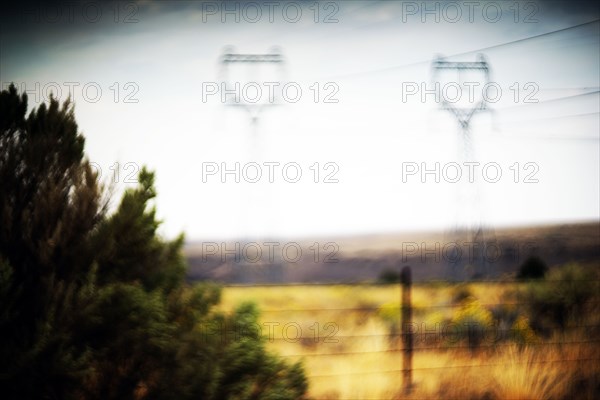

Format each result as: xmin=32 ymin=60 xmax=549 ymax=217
xmin=0 ymin=85 xmax=306 ymax=399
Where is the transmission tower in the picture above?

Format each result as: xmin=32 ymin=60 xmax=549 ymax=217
xmin=219 ymin=46 xmax=286 ymax=282
xmin=431 ymin=53 xmax=496 ymax=281
xmin=220 ymin=46 xmax=286 ymax=134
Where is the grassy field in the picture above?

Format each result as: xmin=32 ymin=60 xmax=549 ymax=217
xmin=218 ymin=280 xmax=600 ymax=399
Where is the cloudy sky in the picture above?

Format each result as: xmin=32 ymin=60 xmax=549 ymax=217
xmin=1 ymin=0 xmax=598 ymax=240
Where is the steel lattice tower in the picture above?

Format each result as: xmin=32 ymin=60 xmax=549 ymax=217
xmin=220 ymin=46 xmax=286 ymax=133
xmin=219 ymin=46 xmax=286 ymax=282
xmin=431 ymin=53 xmax=496 ymax=280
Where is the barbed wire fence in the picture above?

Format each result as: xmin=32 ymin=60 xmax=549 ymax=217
xmin=208 ymin=272 xmax=600 ymax=389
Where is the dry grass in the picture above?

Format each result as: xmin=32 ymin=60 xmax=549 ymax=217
xmin=218 ymin=283 xmax=599 ymax=399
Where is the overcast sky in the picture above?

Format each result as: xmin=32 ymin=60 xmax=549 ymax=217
xmin=1 ymin=0 xmax=598 ymax=240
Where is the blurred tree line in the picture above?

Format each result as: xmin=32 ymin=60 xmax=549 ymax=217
xmin=0 ymin=85 xmax=307 ymax=399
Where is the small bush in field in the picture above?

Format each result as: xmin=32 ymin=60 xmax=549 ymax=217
xmin=510 ymin=315 xmax=537 ymax=345
xmin=525 ymin=263 xmax=597 ymax=333
xmin=450 ymin=297 xmax=494 ymax=351
xmin=451 ymin=284 xmax=473 ymax=304
xmin=378 ymin=302 xmax=400 ymax=336
xmin=517 ymin=256 xmax=548 ymax=280
xmin=377 ymin=269 xmax=401 ymax=284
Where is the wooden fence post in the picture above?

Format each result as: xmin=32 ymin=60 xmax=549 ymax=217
xmin=401 ymin=266 xmax=413 ymax=394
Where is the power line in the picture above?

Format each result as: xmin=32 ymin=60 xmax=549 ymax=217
xmin=450 ymin=19 xmax=600 ymax=57
xmin=305 ymin=356 xmax=598 ymax=378
xmin=227 ymin=279 xmax=600 ymax=288
xmin=278 ymin=338 xmax=600 ymax=358
xmin=223 ymin=279 xmax=600 ymax=290
xmin=498 ymin=111 xmax=599 ymax=122
xmin=265 ymin=325 xmax=600 ymax=339
xmin=318 ymin=19 xmax=600 ymax=80
xmin=497 ymin=89 xmax=600 ymax=111
xmin=251 ymin=302 xmax=600 ymax=314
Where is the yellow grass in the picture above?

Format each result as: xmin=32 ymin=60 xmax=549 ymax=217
xmin=218 ymin=283 xmax=599 ymax=399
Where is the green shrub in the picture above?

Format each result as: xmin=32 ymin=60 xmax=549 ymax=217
xmin=517 ymin=256 xmax=548 ymax=280
xmin=525 ymin=263 xmax=597 ymax=333
xmin=378 ymin=269 xmax=401 ymax=284
xmin=451 ymin=284 xmax=473 ymax=304
xmin=510 ymin=315 xmax=538 ymax=345
xmin=450 ymin=298 xmax=494 ymax=351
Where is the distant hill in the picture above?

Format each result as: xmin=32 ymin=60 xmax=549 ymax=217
xmin=184 ymin=222 xmax=600 ymax=284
